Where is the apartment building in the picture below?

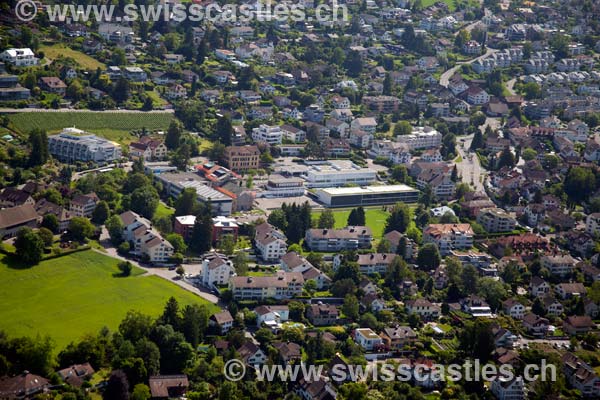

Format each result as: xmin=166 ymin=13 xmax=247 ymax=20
xmin=586 ymin=213 xmax=600 ymax=235
xmin=305 ymin=226 xmax=372 ymax=251
xmin=405 ymin=298 xmax=440 ymax=319
xmin=490 ymin=376 xmax=525 ymax=400
xmin=355 ymin=253 xmax=398 ymax=275
xmin=423 ymin=223 xmax=474 ymax=255
xmin=201 ymin=252 xmax=235 ymax=287
xmin=254 ymin=222 xmax=288 ymax=262
xmin=224 ymin=145 xmax=260 ymax=172
xmin=477 ymin=208 xmax=517 ymax=233
xmin=541 ymin=254 xmax=576 ymax=277
xmin=0 ymin=48 xmax=38 ymax=67
xmin=252 ymin=124 xmax=283 ymax=145
xmin=229 ymin=271 xmax=304 ymax=300
xmin=361 ymin=95 xmax=400 ymax=113
xmin=129 ymin=137 xmax=168 ymax=161
xmin=119 ymin=211 xmax=174 ymax=263
xmin=69 ymin=193 xmax=100 ymax=218
xmin=395 ymin=127 xmax=442 ymax=150
xmin=48 ymin=129 xmax=122 ymax=163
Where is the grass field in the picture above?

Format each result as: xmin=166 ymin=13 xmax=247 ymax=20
xmin=8 ymin=112 xmax=175 ymax=144
xmin=312 ymin=208 xmax=390 ymax=239
xmin=41 ymin=44 xmax=106 ymax=70
xmin=0 ymin=250 xmax=218 ymax=351
xmin=154 ymin=202 xmax=175 ymax=220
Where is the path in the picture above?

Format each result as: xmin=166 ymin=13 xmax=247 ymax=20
xmin=505 ymin=78 xmax=517 ymax=96
xmin=97 ymin=227 xmax=222 ymax=306
xmin=456 ymin=133 xmax=487 ymax=193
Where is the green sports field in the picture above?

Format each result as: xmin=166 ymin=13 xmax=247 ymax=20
xmin=312 ymin=208 xmax=390 ymax=239
xmin=0 ymin=250 xmax=218 ymax=352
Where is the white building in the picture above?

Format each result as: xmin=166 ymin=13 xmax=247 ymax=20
xmin=491 ymin=376 xmax=525 ymax=400
xmin=477 ymin=208 xmax=517 ymax=233
xmin=201 ymin=252 xmax=235 ymax=287
xmin=586 ymin=213 xmax=600 ymax=235
xmin=423 ymin=223 xmax=474 ymax=255
xmin=302 ymin=160 xmax=377 ymax=188
xmin=48 ymin=128 xmax=122 ymax=163
xmin=252 ymin=124 xmax=283 ymax=145
xmin=229 ymin=271 xmax=304 ymax=300
xmin=395 ymin=127 xmax=442 ymax=150
xmin=354 ymin=328 xmax=383 ymax=351
xmin=0 ymin=48 xmax=38 ymax=67
xmin=254 ymin=222 xmax=288 ymax=262
xmin=119 ymin=211 xmax=174 ymax=263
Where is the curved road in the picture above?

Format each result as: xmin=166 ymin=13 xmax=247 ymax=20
xmin=440 ymin=47 xmax=498 ymax=87
xmin=97 ymin=227 xmax=222 ymax=306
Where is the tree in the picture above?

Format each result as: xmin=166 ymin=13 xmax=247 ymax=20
xmin=462 ymin=264 xmax=479 ymax=294
xmin=344 ymin=50 xmax=363 ymax=77
xmin=165 ymin=120 xmax=182 ymax=150
xmin=189 ymin=215 xmax=212 ymax=253
xmin=497 ymin=147 xmax=515 ymax=169
xmin=130 ymin=187 xmax=159 ymax=219
xmin=382 ymin=73 xmax=392 ymax=96
xmin=385 ymin=202 xmax=411 ymax=233
xmin=15 ymin=228 xmax=44 ymax=265
xmin=103 ymin=370 xmax=130 ymax=400
xmin=522 ymin=82 xmax=542 ymax=100
xmin=112 ymin=77 xmax=130 ymax=104
xmin=181 ymin=304 xmax=209 ymax=347
xmin=347 ymin=207 xmax=366 ymax=226
xmin=68 ymin=217 xmax=96 ymax=241
xmin=470 ymin=130 xmax=484 ymax=151
xmin=66 ymin=80 xmax=85 ymax=102
xmin=176 ymin=265 xmax=185 ymax=278
xmin=28 ymin=129 xmax=49 ymax=167
xmin=218 ymin=235 xmax=235 ymax=255
xmin=120 ymin=310 xmax=154 ymax=342
xmin=159 ymin=297 xmax=181 ymax=329
xmin=377 ymin=238 xmax=391 ymax=253
xmin=131 ymin=384 xmax=151 ymax=400
xmin=92 ymin=201 xmax=110 ymax=224
xmin=477 ymin=278 xmax=507 ymax=310
xmin=416 ymin=243 xmax=441 ymax=271
xmin=118 ymin=261 xmax=133 ymax=276
xmin=106 ymin=214 xmax=125 ymax=245
xmin=394 ymin=121 xmax=412 ymax=136
xmin=522 ymin=147 xmax=537 ymax=161
xmin=267 ymin=209 xmax=287 ymax=231
xmin=174 ymin=188 xmax=198 ymax=216
xmin=318 ymin=209 xmax=335 ymax=229
xmin=37 ymin=227 xmax=54 ymax=247
xmin=41 ymin=214 xmax=59 ymax=234
xmin=196 ymin=39 xmax=208 ymax=64
xmin=564 ymin=167 xmax=596 ymax=203
xmin=342 ymin=294 xmax=359 ymax=320
xmin=390 ymin=165 xmax=408 ymax=183
xmin=166 ymin=233 xmax=187 ymax=254
xmin=233 ymin=251 xmax=248 ymax=276
xmin=215 ymin=115 xmax=233 ymax=146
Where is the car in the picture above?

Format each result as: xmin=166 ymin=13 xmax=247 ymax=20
xmin=168 ymin=266 xmax=176 ymax=271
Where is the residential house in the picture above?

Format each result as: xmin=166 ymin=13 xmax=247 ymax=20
xmin=237 ymin=342 xmax=267 ymax=365
xmin=502 ymin=299 xmax=526 ymax=319
xmin=0 ymin=372 xmax=49 ymax=398
xmin=423 ymin=224 xmax=474 ymax=256
xmin=529 ymin=276 xmax=551 ymax=297
xmin=522 ymin=313 xmax=549 ymax=337
xmin=148 ymin=375 xmax=188 ymax=399
xmin=210 ymin=310 xmax=234 ymax=333
xmin=561 ymin=352 xmax=600 ymax=398
xmin=306 ymin=304 xmax=339 ymax=326
xmin=563 ymin=316 xmax=594 ymax=335
xmin=405 ymin=299 xmax=440 ymax=319
xmin=541 ymin=254 xmax=576 ymax=277
xmin=380 ymin=326 xmax=417 ymax=350
xmin=201 ymin=252 xmax=235 ymax=287
xmin=69 ymin=193 xmax=99 ymax=218
xmin=490 ymin=376 xmax=525 ymax=400
xmin=555 ymin=282 xmax=586 ymax=299
xmin=254 ymin=222 xmax=288 ymax=262
xmin=273 ymin=342 xmax=302 ymax=365
xmin=353 ymin=328 xmax=383 ymax=351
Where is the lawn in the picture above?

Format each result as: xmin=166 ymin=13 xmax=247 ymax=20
xmin=0 ymin=250 xmax=218 ymax=352
xmin=40 ymin=44 xmax=106 ymax=70
xmin=312 ymin=208 xmax=390 ymax=239
xmin=8 ymin=112 xmax=175 ymax=144
xmin=154 ymin=202 xmax=175 ymax=220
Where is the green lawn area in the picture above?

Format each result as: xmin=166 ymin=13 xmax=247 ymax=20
xmin=154 ymin=202 xmax=175 ymax=220
xmin=8 ymin=112 xmax=175 ymax=144
xmin=145 ymin=90 xmax=168 ymax=107
xmin=0 ymin=250 xmax=218 ymax=352
xmin=312 ymin=208 xmax=390 ymax=239
xmin=41 ymin=44 xmax=106 ymax=70
xmin=422 ymin=0 xmax=456 ymax=11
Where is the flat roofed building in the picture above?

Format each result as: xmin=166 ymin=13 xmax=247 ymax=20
xmin=224 ymin=145 xmax=260 ymax=172
xmin=264 ymin=175 xmax=305 ymax=198
xmin=395 ymin=126 xmax=442 ymax=150
xmin=477 ymin=207 xmax=517 ymax=233
xmin=48 ymin=128 xmax=122 ymax=163
xmin=302 ymin=160 xmax=377 ymax=188
xmin=316 ymin=184 xmax=419 ymax=207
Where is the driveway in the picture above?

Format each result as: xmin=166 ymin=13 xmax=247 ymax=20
xmin=97 ymin=227 xmax=221 ymax=306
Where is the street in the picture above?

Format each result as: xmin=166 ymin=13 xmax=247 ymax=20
xmin=439 ymin=47 xmax=498 ymax=88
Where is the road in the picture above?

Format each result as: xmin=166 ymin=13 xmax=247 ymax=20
xmin=0 ymin=108 xmax=174 ymax=113
xmin=505 ymin=78 xmax=517 ymax=96
xmin=456 ymin=133 xmax=486 ymax=193
xmin=97 ymin=227 xmax=222 ymax=306
xmin=439 ymin=47 xmax=498 ymax=87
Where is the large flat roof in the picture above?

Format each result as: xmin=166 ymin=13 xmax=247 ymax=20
xmin=318 ymin=184 xmax=418 ymax=196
